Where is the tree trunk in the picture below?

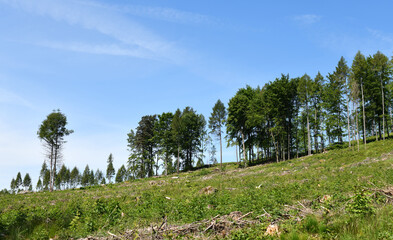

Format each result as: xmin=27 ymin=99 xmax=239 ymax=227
xmin=177 ymin=145 xmax=180 ymax=174
xmin=235 ymin=144 xmax=239 ymax=164
xmin=307 ymin=102 xmax=311 ymax=155
xmin=241 ymin=131 xmax=247 ymax=166
xmin=219 ymin=132 xmax=223 ymax=171
xmin=49 ymin=144 xmax=54 ymax=192
xmin=356 ymin=103 xmax=360 ymax=152
xmin=288 ymin=120 xmax=291 ymax=160
xmin=381 ymin=76 xmax=385 ymax=140
xmin=361 ymin=81 xmax=367 ymax=147
xmin=314 ymin=108 xmax=318 ymax=153
xmin=296 ymin=122 xmax=299 ymax=158
xmin=347 ymin=91 xmax=351 ymax=147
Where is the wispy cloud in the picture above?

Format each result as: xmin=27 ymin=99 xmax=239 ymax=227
xmin=0 ymin=0 xmax=185 ymax=62
xmin=293 ymin=14 xmax=321 ymax=25
xmin=79 ymin=1 xmax=214 ymax=25
xmin=37 ymin=41 xmax=160 ymax=60
xmin=0 ymin=88 xmax=34 ymax=109
xmin=122 ymin=5 xmax=212 ymax=25
xmin=367 ymin=28 xmax=393 ymax=43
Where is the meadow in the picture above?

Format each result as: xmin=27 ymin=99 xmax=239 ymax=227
xmin=1 ymin=139 xmax=393 ymax=239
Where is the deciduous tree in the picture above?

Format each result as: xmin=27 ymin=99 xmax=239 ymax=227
xmin=37 ymin=110 xmax=73 ymax=191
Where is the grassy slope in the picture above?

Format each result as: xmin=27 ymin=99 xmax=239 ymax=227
xmin=1 ymin=139 xmax=393 ymax=239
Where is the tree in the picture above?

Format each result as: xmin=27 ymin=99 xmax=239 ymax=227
xmin=95 ymin=169 xmax=104 ymax=185
xmin=106 ymin=153 xmax=115 ymax=183
xmin=351 ymin=51 xmax=368 ymax=146
xmin=36 ymin=178 xmax=43 ymax=191
xmin=58 ymin=165 xmax=68 ymax=190
xmin=10 ymin=178 xmax=16 ymax=194
xmin=43 ymin=171 xmax=50 ymax=191
xmin=208 ymin=99 xmax=227 ymax=170
xmin=81 ymin=165 xmax=90 ymax=187
xmin=89 ymin=169 xmax=95 ymax=186
xmin=209 ymin=144 xmax=218 ymax=165
xmin=298 ymin=74 xmax=313 ymax=155
xmin=311 ymin=72 xmax=324 ymax=153
xmin=180 ymin=107 xmax=206 ymax=171
xmin=368 ymin=51 xmax=392 ymax=140
xmin=70 ymin=166 xmax=80 ymax=188
xmin=115 ymin=165 xmax=127 ymax=183
xmin=323 ymin=59 xmax=347 ymax=144
xmin=227 ymin=86 xmax=255 ymax=166
xmin=23 ymin=173 xmax=32 ymax=191
xmin=127 ymin=116 xmax=158 ymax=178
xmin=154 ymin=112 xmax=175 ymax=175
xmin=15 ymin=172 xmax=22 ymax=190
xmin=172 ymin=109 xmax=183 ymax=173
xmin=37 ymin=110 xmax=73 ymax=192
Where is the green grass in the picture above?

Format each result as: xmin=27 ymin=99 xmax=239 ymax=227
xmin=1 ymin=139 xmax=393 ymax=239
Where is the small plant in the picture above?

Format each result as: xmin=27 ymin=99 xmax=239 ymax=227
xmin=347 ymin=188 xmax=375 ymax=216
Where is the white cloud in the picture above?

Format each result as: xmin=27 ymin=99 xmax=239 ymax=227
xmin=0 ymin=87 xmax=34 ymax=109
xmin=0 ymin=0 xmax=184 ymax=63
xmin=78 ymin=1 xmax=214 ymax=25
xmin=367 ymin=28 xmax=393 ymax=43
xmin=293 ymin=14 xmax=321 ymax=25
xmin=38 ymin=41 xmax=160 ymax=60
xmin=120 ymin=5 xmax=212 ymax=25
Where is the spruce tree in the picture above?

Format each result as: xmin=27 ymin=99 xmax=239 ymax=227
xmin=15 ymin=172 xmax=22 ymax=190
xmin=106 ymin=153 xmax=115 ymax=183
xmin=23 ymin=173 xmax=32 ymax=191
xmin=208 ymin=99 xmax=227 ymax=170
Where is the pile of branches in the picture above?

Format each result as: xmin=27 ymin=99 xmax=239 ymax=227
xmin=81 ymin=211 xmax=257 ymax=240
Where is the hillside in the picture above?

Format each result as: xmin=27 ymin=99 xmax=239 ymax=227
xmin=2 ymin=139 xmax=393 ymax=239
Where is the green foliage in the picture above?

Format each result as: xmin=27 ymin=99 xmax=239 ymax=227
xmin=347 ymin=188 xmax=375 ymax=216
xmin=106 ymin=153 xmax=115 ymax=183
xmin=3 ymin=136 xmax=393 ymax=239
xmin=37 ymin=110 xmax=73 ymax=192
xmin=115 ymin=165 xmax=126 ymax=183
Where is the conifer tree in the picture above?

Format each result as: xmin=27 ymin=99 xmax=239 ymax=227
xmin=70 ymin=166 xmax=80 ymax=188
xmin=208 ymin=99 xmax=227 ymax=170
xmin=81 ymin=165 xmax=90 ymax=187
xmin=15 ymin=172 xmax=22 ymax=190
xmin=10 ymin=178 xmax=16 ymax=194
xmin=106 ymin=153 xmax=115 ymax=183
xmin=23 ymin=173 xmax=32 ymax=191
xmin=36 ymin=178 xmax=43 ymax=191
xmin=115 ymin=165 xmax=126 ymax=183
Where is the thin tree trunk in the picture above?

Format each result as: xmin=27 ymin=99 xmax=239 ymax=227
xmin=177 ymin=145 xmax=180 ymax=174
xmin=361 ymin=82 xmax=367 ymax=147
xmin=381 ymin=76 xmax=385 ymax=140
xmin=388 ymin=107 xmax=393 ymax=138
xmin=356 ymin=103 xmax=360 ymax=152
xmin=347 ymin=90 xmax=351 ymax=147
xmin=288 ymin=120 xmax=291 ymax=160
xmin=307 ymin=102 xmax=311 ymax=155
xmin=241 ymin=131 xmax=247 ymax=167
xmin=219 ymin=132 xmax=222 ymax=171
xmin=236 ymin=144 xmax=239 ymax=165
xmin=270 ymin=131 xmax=279 ymax=163
xmin=314 ymin=108 xmax=318 ymax=153
xmin=50 ymin=145 xmax=54 ymax=192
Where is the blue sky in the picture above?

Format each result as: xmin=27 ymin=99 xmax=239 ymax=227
xmin=1 ymin=0 xmax=392 ymax=190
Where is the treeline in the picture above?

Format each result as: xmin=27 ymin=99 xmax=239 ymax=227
xmin=2 ymin=50 xmax=392 ymax=193
xmin=227 ymin=51 xmax=392 ymax=164
xmin=127 ymin=107 xmax=214 ymax=179
xmin=127 ymin=50 xmax=393 ymax=176
xmin=6 ymin=153 xmax=129 ymax=193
